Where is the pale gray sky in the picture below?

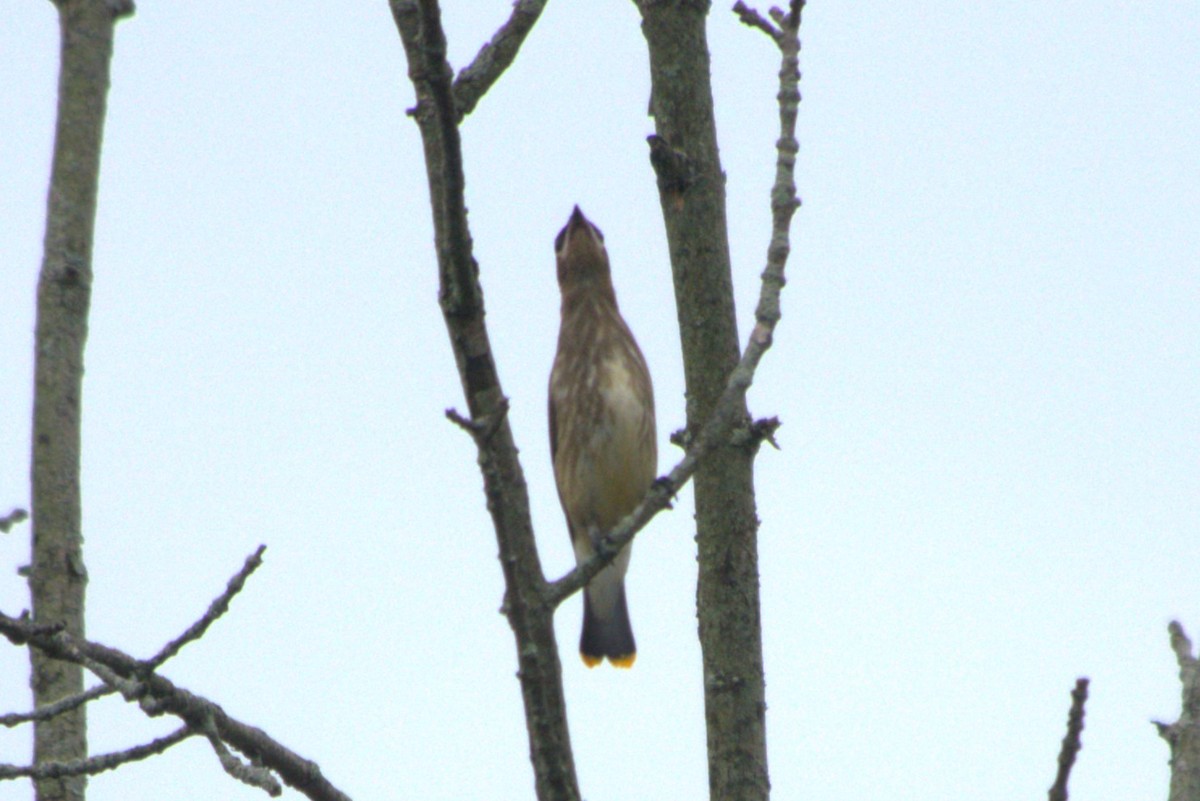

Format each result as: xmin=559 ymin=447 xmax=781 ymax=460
xmin=2 ymin=2 xmax=1198 ymax=800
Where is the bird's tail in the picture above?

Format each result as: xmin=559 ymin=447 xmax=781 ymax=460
xmin=580 ymin=582 xmax=636 ymax=668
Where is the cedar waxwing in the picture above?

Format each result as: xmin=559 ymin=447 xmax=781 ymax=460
xmin=549 ymin=206 xmax=657 ymax=668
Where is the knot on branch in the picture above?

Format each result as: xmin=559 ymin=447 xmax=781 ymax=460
xmin=106 ymin=0 xmax=137 ymax=19
xmin=733 ymin=416 xmax=781 ymax=454
xmin=446 ymin=398 xmax=510 ymax=445
xmin=669 ymin=426 xmax=692 ymax=451
xmin=705 ymin=670 xmax=747 ymax=694
xmin=744 ymin=417 xmax=782 ymax=453
xmin=647 ymin=135 xmax=696 ymax=204
xmin=650 ymin=475 xmax=677 ymax=507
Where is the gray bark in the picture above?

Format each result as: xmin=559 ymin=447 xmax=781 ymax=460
xmin=388 ymin=2 xmax=581 ymax=799
xmin=1157 ymin=622 xmax=1200 ymax=801
xmin=30 ymin=1 xmax=130 ymax=799
xmin=634 ymin=2 xmax=771 ymax=799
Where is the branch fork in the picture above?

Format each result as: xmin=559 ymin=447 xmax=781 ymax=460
xmin=1 ymin=546 xmax=350 ymax=800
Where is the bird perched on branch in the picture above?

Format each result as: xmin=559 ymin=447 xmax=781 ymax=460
xmin=549 ymin=206 xmax=657 ymax=669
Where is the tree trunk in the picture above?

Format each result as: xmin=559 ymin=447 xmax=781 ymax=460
xmin=634 ymin=3 xmax=771 ymax=800
xmin=31 ymin=1 xmax=129 ymax=799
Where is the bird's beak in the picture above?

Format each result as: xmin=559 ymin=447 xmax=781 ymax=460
xmin=568 ymin=205 xmax=587 ymax=232
xmin=560 ymin=206 xmax=599 ymax=258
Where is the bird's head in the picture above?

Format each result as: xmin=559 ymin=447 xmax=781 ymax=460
xmin=555 ymin=206 xmax=612 ymax=292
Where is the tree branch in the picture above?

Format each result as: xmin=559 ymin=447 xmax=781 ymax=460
xmin=451 ymin=0 xmax=550 ymax=120
xmin=1047 ymin=677 xmax=1089 ymax=801
xmin=1156 ymin=620 xmax=1200 ymax=801
xmin=0 ymin=685 xmax=113 ymax=729
xmin=0 ymin=508 xmax=28 ymax=533
xmin=143 ymin=545 xmax=266 ymax=670
xmin=199 ymin=711 xmax=283 ymax=797
xmin=627 ymin=2 xmax=802 ymax=799
xmin=445 ymin=399 xmax=510 ymax=445
xmin=1 ymin=550 xmax=346 ymax=799
xmin=0 ymin=725 xmax=193 ymax=781
xmin=0 ymin=612 xmax=352 ymax=801
xmin=389 ymin=2 xmax=578 ymax=799
xmin=732 ymin=1 xmax=781 ymax=44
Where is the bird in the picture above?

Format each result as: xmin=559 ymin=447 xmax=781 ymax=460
xmin=549 ymin=205 xmax=657 ymax=669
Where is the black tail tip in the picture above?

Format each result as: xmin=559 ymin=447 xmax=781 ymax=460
xmin=580 ymin=590 xmax=636 ymax=669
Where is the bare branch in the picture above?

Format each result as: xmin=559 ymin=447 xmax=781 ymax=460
xmin=0 ymin=725 xmax=194 ymax=781
xmin=101 ymin=0 xmax=137 ymax=19
xmin=452 ymin=0 xmax=550 ymax=120
xmin=143 ymin=545 xmax=267 ymax=670
xmin=445 ymin=399 xmax=510 ymax=444
xmin=1157 ymin=620 xmax=1200 ymax=801
xmin=0 ymin=508 xmax=28 ymax=533
xmin=2 ymin=551 xmax=262 ymax=735
xmin=73 ymin=639 xmax=148 ymax=701
xmin=1169 ymin=620 xmax=1199 ymax=686
xmin=199 ymin=712 xmax=283 ymax=797
xmin=389 ymin=2 xmax=579 ymax=798
xmin=732 ymin=2 xmax=781 ymax=43
xmin=445 ymin=407 xmax=475 ymax=433
xmin=0 ymin=684 xmax=113 ymax=729
xmin=0 ymin=613 xmax=352 ymax=801
xmin=1047 ymin=677 xmax=1089 ymax=801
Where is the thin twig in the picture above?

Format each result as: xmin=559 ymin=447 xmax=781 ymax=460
xmin=732 ymin=1 xmax=781 ymax=43
xmin=0 ymin=614 xmax=351 ymax=801
xmin=1047 ymin=677 xmax=1089 ymax=801
xmin=1169 ymin=620 xmax=1199 ymax=680
xmin=199 ymin=711 xmax=282 ymax=797
xmin=0 ymin=508 xmax=28 ymax=533
xmin=452 ymin=0 xmax=550 ymax=120
xmin=0 ymin=725 xmax=194 ymax=780
xmin=143 ymin=545 xmax=267 ymax=670
xmin=546 ymin=0 xmax=804 ymax=608
xmin=390 ymin=2 xmax=580 ymax=798
xmin=0 ymin=684 xmax=113 ymax=728
xmin=445 ymin=399 xmax=510 ymax=444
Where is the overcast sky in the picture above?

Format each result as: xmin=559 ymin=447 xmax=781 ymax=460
xmin=2 ymin=2 xmax=1198 ymax=800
